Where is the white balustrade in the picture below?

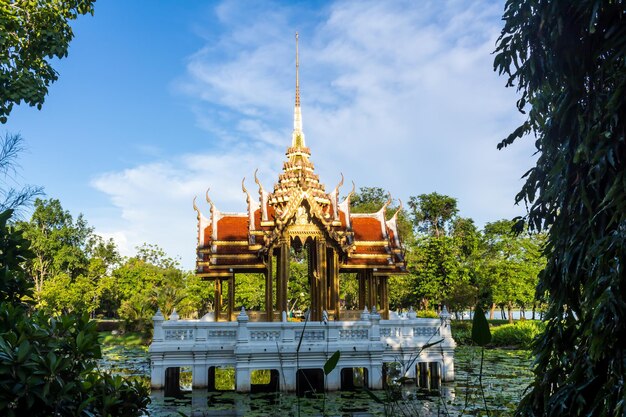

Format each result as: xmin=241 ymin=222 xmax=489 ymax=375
xmin=149 ymin=307 xmax=457 ymax=391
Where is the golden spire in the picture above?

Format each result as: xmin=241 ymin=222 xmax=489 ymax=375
xmin=295 ymin=32 xmax=300 ymax=108
xmin=292 ymin=32 xmax=305 ymax=147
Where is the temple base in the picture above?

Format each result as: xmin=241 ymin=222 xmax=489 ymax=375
xmin=149 ymin=308 xmax=456 ymax=393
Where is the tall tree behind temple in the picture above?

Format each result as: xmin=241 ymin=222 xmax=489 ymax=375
xmin=407 ymin=193 xmax=479 ymax=310
xmin=477 ymin=219 xmax=545 ymax=322
xmin=18 ymin=198 xmax=92 ymax=293
xmin=495 ymin=1 xmax=625 ymax=415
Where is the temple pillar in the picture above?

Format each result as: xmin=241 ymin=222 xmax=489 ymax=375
xmin=367 ymin=270 xmax=376 ymax=310
xmin=228 ymin=274 xmax=235 ymax=321
xmin=278 ymin=238 xmax=289 ymax=315
xmin=317 ymin=239 xmax=327 ymax=319
xmin=214 ymin=279 xmax=222 ymax=322
xmin=307 ymin=242 xmax=317 ymax=320
xmin=381 ymin=276 xmax=389 ymax=319
xmin=265 ymin=253 xmax=274 ymax=322
xmin=328 ymin=247 xmax=339 ymax=320
xmin=357 ymin=271 xmax=365 ymax=310
xmin=372 ymin=274 xmax=379 ymax=311
xmin=275 ymin=247 xmax=282 ymax=319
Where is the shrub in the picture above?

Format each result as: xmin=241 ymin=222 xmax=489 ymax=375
xmin=451 ymin=320 xmax=473 ymax=345
xmin=417 ymin=309 xmax=440 ymax=318
xmin=491 ymin=321 xmax=545 ymax=349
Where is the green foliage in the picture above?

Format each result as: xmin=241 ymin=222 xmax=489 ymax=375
xmin=0 ymin=0 xmax=95 ymax=122
xmin=477 ymin=219 xmax=545 ymax=322
xmin=323 ymin=350 xmax=341 ymax=376
xmin=234 ymin=273 xmax=266 ymax=310
xmin=408 ymin=192 xmax=458 ymax=237
xmin=416 ymin=309 xmax=439 ymax=318
xmin=491 ymin=321 xmax=545 ymax=350
xmin=350 ymin=186 xmax=389 ymax=212
xmin=408 ymin=215 xmax=480 ymax=310
xmin=0 ymin=209 xmax=33 ymax=303
xmin=495 ymin=1 xmax=626 ymax=415
xmin=453 ymin=319 xmax=543 ymax=348
xmin=18 ymin=198 xmax=93 ymax=293
xmin=0 ymin=307 xmax=149 ymax=416
xmin=38 ymin=272 xmax=97 ymax=314
xmin=113 ymin=247 xmax=211 ymax=331
xmin=471 ymin=305 xmax=491 ymax=347
xmin=450 ymin=321 xmax=473 ymax=345
xmin=0 ymin=209 xmax=149 ymax=416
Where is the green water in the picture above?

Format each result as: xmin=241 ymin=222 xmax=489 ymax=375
xmin=99 ymin=345 xmax=533 ymax=416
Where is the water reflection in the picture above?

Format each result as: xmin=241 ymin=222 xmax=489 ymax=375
xmin=99 ymin=345 xmax=532 ymax=416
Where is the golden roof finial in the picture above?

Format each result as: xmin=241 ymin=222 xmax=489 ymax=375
xmin=292 ymin=32 xmax=305 ymax=147
xmin=295 ymin=32 xmax=300 ymax=108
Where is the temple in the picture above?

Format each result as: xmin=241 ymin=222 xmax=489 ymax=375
xmin=149 ymin=34 xmax=455 ymax=394
xmin=194 ymin=33 xmax=406 ymax=322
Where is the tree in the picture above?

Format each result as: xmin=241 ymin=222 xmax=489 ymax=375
xmin=0 ymin=0 xmax=95 ymax=122
xmin=495 ymin=1 xmax=625 ymax=415
xmin=407 ymin=193 xmax=478 ymax=311
xmin=408 ymin=192 xmax=458 ymax=238
xmin=478 ymin=220 xmax=544 ymax=322
xmin=408 ymin=235 xmax=460 ymax=309
xmin=18 ymin=198 xmax=91 ymax=293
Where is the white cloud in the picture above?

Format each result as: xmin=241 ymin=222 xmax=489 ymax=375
xmin=93 ymin=0 xmax=535 ymax=269
xmin=91 ymin=148 xmax=283 ymax=268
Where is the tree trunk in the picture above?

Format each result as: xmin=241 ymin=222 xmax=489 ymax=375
xmin=532 ymin=301 xmax=536 ymax=320
xmin=508 ymin=302 xmax=513 ymax=324
xmin=489 ymin=303 xmax=496 ymax=320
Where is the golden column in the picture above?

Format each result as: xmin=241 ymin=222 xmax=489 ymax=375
xmin=278 ymin=237 xmax=290 ymax=315
xmin=265 ymin=252 xmax=274 ymax=321
xmin=214 ymin=279 xmax=222 ymax=321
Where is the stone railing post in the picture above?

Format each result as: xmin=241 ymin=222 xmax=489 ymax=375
xmin=152 ymin=308 xmax=165 ymax=342
xmin=369 ymin=306 xmax=381 ymax=341
xmin=237 ymin=307 xmax=250 ymax=344
xmin=360 ymin=306 xmax=370 ymax=321
xmin=439 ymin=305 xmax=452 ymax=338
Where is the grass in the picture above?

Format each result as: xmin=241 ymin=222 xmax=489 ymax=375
xmin=99 ymin=331 xmax=151 ymax=347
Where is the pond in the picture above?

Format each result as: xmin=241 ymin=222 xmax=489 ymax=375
xmin=99 ymin=344 xmax=533 ymax=416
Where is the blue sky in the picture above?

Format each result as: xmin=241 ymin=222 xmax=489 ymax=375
xmin=5 ymin=0 xmax=533 ymax=270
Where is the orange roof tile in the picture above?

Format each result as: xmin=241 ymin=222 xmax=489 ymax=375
xmin=351 ymin=217 xmax=384 ymax=241
xmin=217 ymin=216 xmax=248 ymax=240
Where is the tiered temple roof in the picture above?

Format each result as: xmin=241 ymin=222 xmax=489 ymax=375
xmin=192 ymin=33 xmax=406 ymax=321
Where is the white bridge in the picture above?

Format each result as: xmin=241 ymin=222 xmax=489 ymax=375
xmin=149 ymin=306 xmax=456 ymax=393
